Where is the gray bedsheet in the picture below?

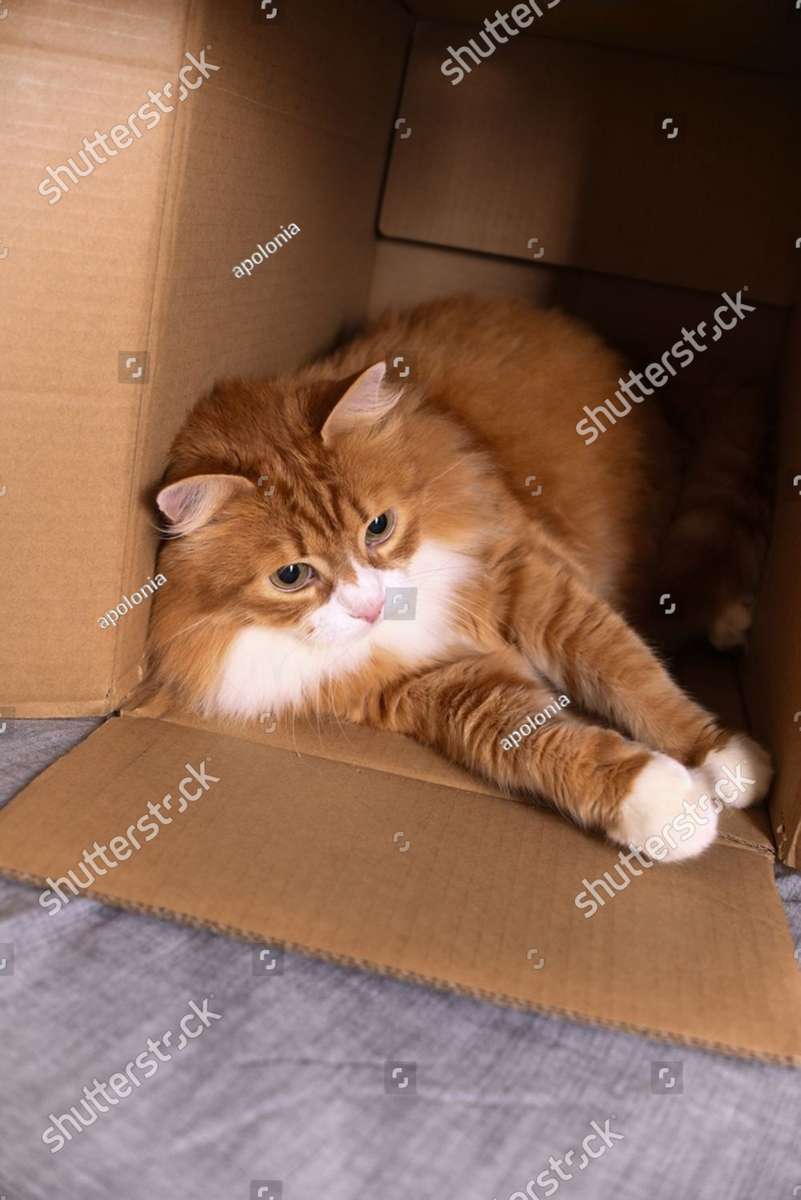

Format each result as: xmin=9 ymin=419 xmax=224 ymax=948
xmin=1 ymin=720 xmax=800 ymax=1200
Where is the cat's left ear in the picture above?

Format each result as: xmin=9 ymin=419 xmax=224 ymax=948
xmin=156 ymin=473 xmax=256 ymax=536
xmin=320 ymin=363 xmax=402 ymax=445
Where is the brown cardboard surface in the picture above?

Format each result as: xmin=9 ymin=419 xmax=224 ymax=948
xmin=0 ymin=1 xmax=188 ymax=711
xmin=130 ymin=669 xmax=776 ymax=859
xmin=380 ymin=26 xmax=801 ymax=303
xmin=744 ymin=305 xmax=801 ymax=868
xmin=1 ymin=0 xmax=411 ymax=714
xmin=0 ymin=714 xmax=798 ymax=1064
xmin=368 ymin=241 xmax=788 ymax=377
xmin=402 ymin=0 xmax=801 ymax=76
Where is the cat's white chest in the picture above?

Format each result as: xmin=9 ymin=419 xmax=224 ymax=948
xmin=210 ymin=622 xmax=371 ymax=720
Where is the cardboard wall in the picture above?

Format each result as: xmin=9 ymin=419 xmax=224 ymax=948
xmin=381 ymin=24 xmax=801 ymax=304
xmin=744 ymin=305 xmax=801 ymax=868
xmin=1 ymin=0 xmax=411 ymax=714
xmin=403 ymin=0 xmax=801 ymax=75
xmin=368 ymin=241 xmax=789 ymax=376
xmin=1 ymin=0 xmax=190 ymax=713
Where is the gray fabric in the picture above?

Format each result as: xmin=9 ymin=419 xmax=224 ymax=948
xmin=1 ymin=720 xmax=800 ymax=1200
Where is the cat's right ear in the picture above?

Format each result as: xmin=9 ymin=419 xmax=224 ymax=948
xmin=156 ymin=473 xmax=255 ymax=536
xmin=320 ymin=362 xmax=403 ymax=445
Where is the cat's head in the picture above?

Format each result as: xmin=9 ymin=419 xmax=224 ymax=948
xmin=146 ymin=363 xmax=491 ymax=717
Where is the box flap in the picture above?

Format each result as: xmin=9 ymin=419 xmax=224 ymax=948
xmin=380 ymin=25 xmax=801 ymax=303
xmin=128 ymin=635 xmax=777 ymax=856
xmin=1 ymin=715 xmax=797 ymax=1064
xmin=130 ymin=703 xmax=775 ymax=858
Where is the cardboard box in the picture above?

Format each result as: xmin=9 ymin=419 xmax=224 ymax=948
xmin=2 ymin=0 xmax=800 ymax=1063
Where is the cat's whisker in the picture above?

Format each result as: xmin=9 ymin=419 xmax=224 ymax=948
xmin=405 ymin=565 xmax=452 ymax=578
xmin=406 ymin=564 xmax=468 ymax=582
xmin=158 ymin=610 xmax=219 ymax=648
xmin=424 ymin=454 xmax=474 ymax=487
xmin=324 ymin=678 xmax=353 ymax=747
xmin=444 ymin=594 xmax=509 ymax=643
xmin=314 ymin=680 xmax=322 ymax=740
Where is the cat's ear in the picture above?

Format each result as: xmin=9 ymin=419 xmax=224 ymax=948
xmin=156 ymin=473 xmax=255 ymax=536
xmin=320 ymin=362 xmax=402 ymax=445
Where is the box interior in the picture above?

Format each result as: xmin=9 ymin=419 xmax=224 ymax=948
xmin=3 ymin=0 xmax=801 ymax=1060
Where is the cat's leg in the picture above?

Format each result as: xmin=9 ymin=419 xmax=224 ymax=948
xmin=513 ymin=552 xmax=772 ymax=809
xmin=363 ymin=648 xmax=718 ymax=859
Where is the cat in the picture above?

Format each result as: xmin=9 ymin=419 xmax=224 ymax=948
xmin=144 ymin=295 xmax=772 ymax=861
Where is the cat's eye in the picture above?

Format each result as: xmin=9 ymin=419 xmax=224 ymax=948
xmin=269 ymin=563 xmax=315 ymax=592
xmin=365 ymin=509 xmax=396 ymax=546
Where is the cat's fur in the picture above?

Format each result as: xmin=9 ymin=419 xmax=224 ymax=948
xmin=145 ymin=296 xmax=772 ymax=860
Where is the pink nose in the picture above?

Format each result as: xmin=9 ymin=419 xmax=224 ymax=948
xmin=345 ymin=597 xmax=384 ymax=624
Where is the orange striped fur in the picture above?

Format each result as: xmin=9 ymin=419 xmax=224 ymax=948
xmin=145 ymin=297 xmax=772 ymax=859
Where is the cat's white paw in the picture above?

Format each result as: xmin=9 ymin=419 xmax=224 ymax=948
xmin=709 ymin=596 xmax=754 ymax=651
xmin=700 ymin=733 xmax=773 ymax=809
xmin=608 ymin=753 xmax=718 ymax=862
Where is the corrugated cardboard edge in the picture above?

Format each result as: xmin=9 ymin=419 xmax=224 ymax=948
xmin=0 ymin=859 xmax=796 ymax=1068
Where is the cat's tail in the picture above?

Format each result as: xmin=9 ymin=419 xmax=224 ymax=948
xmin=651 ymin=374 xmax=772 ymax=651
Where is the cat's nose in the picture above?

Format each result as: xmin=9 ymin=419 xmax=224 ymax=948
xmin=346 ymin=597 xmax=384 ymax=624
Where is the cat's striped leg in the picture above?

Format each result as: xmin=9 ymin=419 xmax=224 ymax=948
xmin=514 ymin=554 xmax=772 ymax=809
xmin=364 ymin=649 xmax=719 ymax=859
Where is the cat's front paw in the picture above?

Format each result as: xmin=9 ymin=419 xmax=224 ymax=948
xmin=608 ymin=753 xmax=718 ymax=862
xmin=700 ymin=733 xmax=773 ymax=809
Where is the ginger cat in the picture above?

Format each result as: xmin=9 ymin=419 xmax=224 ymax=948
xmin=145 ymin=296 xmax=772 ymax=860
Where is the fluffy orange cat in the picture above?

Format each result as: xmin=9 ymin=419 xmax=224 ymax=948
xmin=145 ymin=296 xmax=772 ymax=860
